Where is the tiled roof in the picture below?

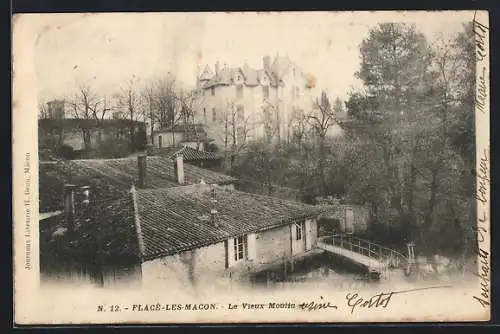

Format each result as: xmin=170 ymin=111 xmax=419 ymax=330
xmin=134 ymin=184 xmax=324 ymax=260
xmin=201 ymin=64 xmax=279 ymax=89
xmin=156 ymin=146 xmax=221 ymax=161
xmin=39 ymin=192 xmax=141 ymax=263
xmin=39 ymin=156 xmax=237 ymax=213
xmin=199 ymin=65 xmax=214 ymax=81
xmin=198 ymin=55 xmax=318 ymax=90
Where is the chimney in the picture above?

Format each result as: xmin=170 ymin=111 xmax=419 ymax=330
xmin=210 ymin=185 xmax=218 ymax=227
xmin=263 ymin=55 xmax=271 ymax=69
xmin=215 ymin=61 xmax=220 ymax=76
xmin=64 ymin=184 xmax=77 ymax=235
xmin=81 ymin=186 xmax=91 ymax=205
xmin=137 ymin=155 xmax=147 ymax=188
xmin=174 ymin=153 xmax=185 ymax=184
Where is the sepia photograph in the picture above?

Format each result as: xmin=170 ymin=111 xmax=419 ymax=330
xmin=13 ymin=10 xmax=490 ymax=324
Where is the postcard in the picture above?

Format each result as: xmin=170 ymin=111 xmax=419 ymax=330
xmin=12 ymin=10 xmax=490 ymax=324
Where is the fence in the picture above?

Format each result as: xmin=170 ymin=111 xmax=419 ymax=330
xmin=318 ymin=233 xmax=408 ymax=270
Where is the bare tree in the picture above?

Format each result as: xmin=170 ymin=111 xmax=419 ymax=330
xmin=38 ymin=102 xmax=50 ymax=119
xmin=217 ymin=99 xmax=253 ymax=169
xmin=68 ymin=85 xmax=111 ymax=151
xmin=151 ymin=76 xmax=184 ymax=146
xmin=114 ymin=78 xmax=145 ymax=149
xmin=140 ymin=83 xmax=156 ymax=144
xmin=262 ymin=100 xmax=280 ymax=144
xmin=307 ymin=91 xmax=338 ymax=195
xmin=174 ymin=88 xmax=204 ymax=150
xmin=290 ymin=107 xmax=309 ymax=150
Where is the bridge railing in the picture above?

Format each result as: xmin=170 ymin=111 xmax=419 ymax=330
xmin=317 ymin=233 xmax=408 ymax=270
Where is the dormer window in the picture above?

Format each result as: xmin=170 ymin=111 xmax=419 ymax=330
xmin=234 ymin=72 xmax=244 ymax=85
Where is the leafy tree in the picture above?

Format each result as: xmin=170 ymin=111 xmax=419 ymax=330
xmin=343 ymin=22 xmax=476 ymax=259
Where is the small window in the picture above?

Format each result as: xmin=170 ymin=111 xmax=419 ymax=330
xmin=158 ymin=135 xmax=163 ymax=148
xmin=295 ymin=222 xmax=303 ymax=241
xmin=262 ymin=86 xmax=269 ymax=99
xmin=236 ymin=85 xmax=243 ymax=98
xmin=234 ymin=236 xmax=246 ymax=261
xmin=212 ymin=108 xmax=216 ymax=122
xmin=211 ymin=87 xmax=215 ymax=96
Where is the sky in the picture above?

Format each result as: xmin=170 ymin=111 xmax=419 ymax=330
xmin=31 ymin=11 xmax=475 ymax=103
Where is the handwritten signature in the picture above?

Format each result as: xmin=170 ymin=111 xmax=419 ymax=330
xmin=475 ymin=149 xmax=489 ymax=204
xmin=298 ymin=297 xmax=338 ymax=311
xmin=473 ymin=13 xmax=488 ymax=62
xmin=346 ymin=286 xmax=452 ymax=314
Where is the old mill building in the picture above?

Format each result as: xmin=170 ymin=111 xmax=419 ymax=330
xmin=39 ymin=153 xmax=328 ymax=289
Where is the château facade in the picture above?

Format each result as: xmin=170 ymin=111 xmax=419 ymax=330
xmin=195 ymin=54 xmax=316 ymax=149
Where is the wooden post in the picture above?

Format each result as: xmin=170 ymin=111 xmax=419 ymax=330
xmin=283 ymin=255 xmax=288 ymax=280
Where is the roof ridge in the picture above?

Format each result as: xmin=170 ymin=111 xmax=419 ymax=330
xmin=130 ymin=185 xmax=146 ymax=260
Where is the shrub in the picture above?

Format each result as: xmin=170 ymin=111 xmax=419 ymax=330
xmin=57 ymin=144 xmax=77 ymax=160
xmin=96 ymin=138 xmax=131 ymax=158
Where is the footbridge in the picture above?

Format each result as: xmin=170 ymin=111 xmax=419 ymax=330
xmin=316 ymin=234 xmax=408 ymax=277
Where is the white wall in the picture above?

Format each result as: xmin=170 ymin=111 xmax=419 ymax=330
xmin=153 ymin=132 xmax=184 ymax=148
xmin=140 ymin=219 xmax=319 ymax=287
xmin=141 ymin=241 xmax=228 ymax=290
xmin=181 ymin=141 xmax=205 ymax=150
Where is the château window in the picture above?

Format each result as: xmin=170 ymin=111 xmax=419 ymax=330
xmin=234 ymin=236 xmax=246 ymax=261
xmin=236 ymin=85 xmax=243 ymax=98
xmin=295 ymin=222 xmax=304 ymax=241
xmin=212 ymin=108 xmax=216 ymax=122
xmin=262 ymin=86 xmax=269 ymax=99
xmin=211 ymin=87 xmax=215 ymax=96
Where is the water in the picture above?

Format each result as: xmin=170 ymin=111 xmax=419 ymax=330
xmin=249 ymin=252 xmax=383 ymax=289
xmin=246 ymin=251 xmax=471 ymax=293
